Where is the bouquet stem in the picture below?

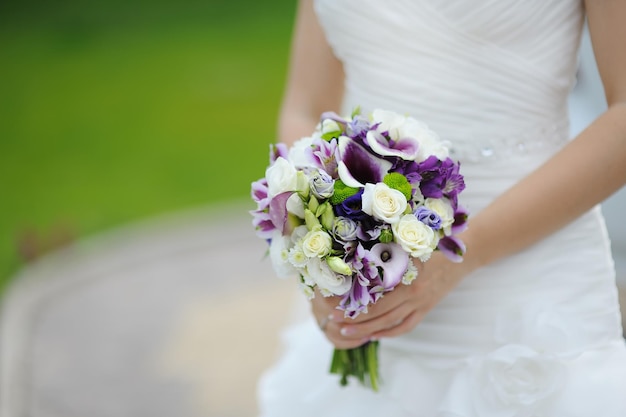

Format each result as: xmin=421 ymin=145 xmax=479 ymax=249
xmin=329 ymin=340 xmax=380 ymax=391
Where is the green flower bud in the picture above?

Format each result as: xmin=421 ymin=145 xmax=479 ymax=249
xmin=319 ymin=202 xmax=335 ymax=230
xmin=308 ymin=195 xmax=320 ymax=213
xmin=305 ymin=208 xmax=321 ymax=230
xmin=379 ymin=228 xmax=393 ymax=243
xmin=326 ymin=256 xmax=353 ymax=276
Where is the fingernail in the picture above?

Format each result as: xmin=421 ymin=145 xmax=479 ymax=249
xmin=340 ymin=327 xmax=355 ymax=336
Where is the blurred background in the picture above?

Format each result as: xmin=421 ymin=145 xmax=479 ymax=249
xmin=0 ymin=2 xmax=624 ymax=417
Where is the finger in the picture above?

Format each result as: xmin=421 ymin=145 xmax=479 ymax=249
xmin=337 ymin=301 xmax=415 ymax=340
xmin=370 ymin=309 xmax=424 ymax=340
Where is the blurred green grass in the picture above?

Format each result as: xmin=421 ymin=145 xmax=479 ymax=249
xmin=0 ymin=0 xmax=296 ymax=292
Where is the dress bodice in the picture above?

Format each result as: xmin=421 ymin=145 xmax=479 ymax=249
xmin=314 ymin=0 xmax=585 ymax=161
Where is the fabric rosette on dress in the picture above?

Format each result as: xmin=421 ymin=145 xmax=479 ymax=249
xmin=251 ymin=108 xmax=468 ymax=390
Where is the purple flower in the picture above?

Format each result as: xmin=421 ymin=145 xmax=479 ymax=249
xmin=346 ymin=115 xmax=371 ymax=140
xmin=365 ymin=129 xmax=420 ymax=160
xmin=339 ymin=279 xmax=374 ymax=318
xmin=270 ymin=143 xmax=289 ymax=163
xmin=369 ymin=243 xmax=409 ymax=289
xmin=418 ymin=157 xmax=465 ymax=207
xmin=413 ymin=206 xmax=442 ymax=230
xmin=334 ymin=189 xmax=369 ymax=221
xmin=310 ymin=138 xmax=339 ymax=178
xmin=451 ymin=206 xmax=469 ymax=234
xmin=438 ymin=236 xmax=466 ymax=263
xmin=339 ymin=243 xmax=380 ymax=318
xmin=337 ymin=136 xmax=392 ymax=187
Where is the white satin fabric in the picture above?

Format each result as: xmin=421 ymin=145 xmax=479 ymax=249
xmin=258 ymin=1 xmax=626 ymax=416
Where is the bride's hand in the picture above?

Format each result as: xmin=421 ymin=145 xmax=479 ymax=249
xmin=312 ymin=252 xmax=466 ymax=349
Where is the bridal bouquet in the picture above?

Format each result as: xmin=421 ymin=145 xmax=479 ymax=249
xmin=250 ymin=108 xmax=467 ymax=391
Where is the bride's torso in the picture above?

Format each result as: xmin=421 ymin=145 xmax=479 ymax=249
xmin=315 ymin=0 xmax=584 ymax=169
xmin=314 ymin=0 xmax=624 ymax=359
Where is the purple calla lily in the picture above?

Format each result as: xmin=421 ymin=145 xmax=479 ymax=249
xmin=438 ymin=235 xmax=466 ymax=263
xmin=268 ymin=191 xmax=294 ymax=234
xmin=451 ymin=206 xmax=469 ymax=234
xmin=369 ymin=242 xmax=410 ymax=289
xmin=337 ymin=136 xmax=392 ymax=187
xmin=365 ymin=130 xmax=420 ymax=160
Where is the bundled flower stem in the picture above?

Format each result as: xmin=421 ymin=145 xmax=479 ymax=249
xmin=251 ymin=107 xmax=467 ymax=390
xmin=331 ymin=340 xmax=380 ymax=391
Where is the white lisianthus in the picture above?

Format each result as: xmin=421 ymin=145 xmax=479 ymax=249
xmin=269 ymin=231 xmax=298 ymax=278
xmin=424 ymin=197 xmax=454 ymax=235
xmin=301 ymin=229 xmax=333 ymax=258
xmin=362 ymin=182 xmax=408 ymax=224
xmin=288 ymin=136 xmax=316 ymax=168
xmin=321 ymin=119 xmax=341 ymax=135
xmin=306 ymin=257 xmax=351 ymax=296
xmin=392 ymin=214 xmax=437 ymax=260
xmin=286 ymin=193 xmax=305 ymax=218
xmin=266 ymin=157 xmax=298 ymax=198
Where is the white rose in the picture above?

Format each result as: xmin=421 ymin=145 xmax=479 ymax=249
xmin=306 ymin=257 xmax=351 ymax=296
xmin=362 ymin=182 xmax=408 ymax=224
xmin=266 ymin=157 xmax=298 ymax=198
xmin=301 ymin=229 xmax=333 ymax=258
xmin=471 ymin=345 xmax=566 ymax=416
xmin=424 ymin=197 xmax=454 ymax=235
xmin=269 ymin=231 xmax=298 ymax=278
xmin=288 ymin=136 xmax=316 ymax=168
xmin=392 ymin=214 xmax=437 ymax=260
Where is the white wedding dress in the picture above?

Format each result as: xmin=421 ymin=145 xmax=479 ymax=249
xmin=257 ymin=1 xmax=626 ymax=416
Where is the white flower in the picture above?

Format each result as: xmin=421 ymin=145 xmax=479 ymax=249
xmin=265 ymin=157 xmax=298 ymax=198
xmin=286 ymin=193 xmax=305 ymax=218
xmin=269 ymin=231 xmax=298 ymax=278
xmin=362 ymin=182 xmax=408 ymax=224
xmin=301 ymin=229 xmax=333 ymax=258
xmin=306 ymin=257 xmax=351 ymax=296
xmin=288 ymin=243 xmax=308 ymax=268
xmin=402 ymin=261 xmax=419 ymax=285
xmin=392 ymin=214 xmax=437 ymax=260
xmin=299 ymin=282 xmax=315 ymax=300
xmin=424 ymin=197 xmax=454 ymax=235
xmin=321 ymin=119 xmax=341 ymax=135
xmin=470 ymin=345 xmax=566 ymax=417
xmin=288 ymin=136 xmax=316 ymax=168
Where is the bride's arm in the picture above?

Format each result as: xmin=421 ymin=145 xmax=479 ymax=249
xmin=462 ymin=0 xmax=626 ymax=271
xmin=277 ymin=0 xmax=344 ymax=145
xmin=321 ymin=0 xmax=626 ymax=348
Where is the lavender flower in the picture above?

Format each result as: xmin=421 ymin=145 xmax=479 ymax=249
xmin=332 ymin=217 xmax=359 ymax=242
xmin=413 ymin=206 xmax=442 ymax=230
xmin=310 ymin=169 xmax=335 ymax=199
